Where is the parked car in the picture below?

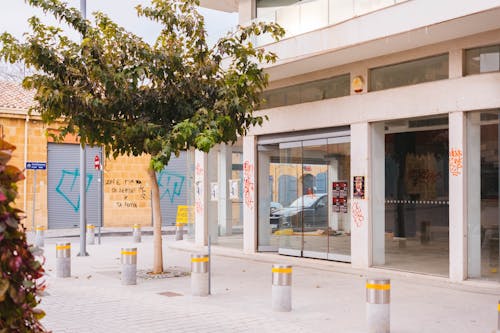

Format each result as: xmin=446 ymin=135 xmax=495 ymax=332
xmin=270 ymin=193 xmax=328 ymax=231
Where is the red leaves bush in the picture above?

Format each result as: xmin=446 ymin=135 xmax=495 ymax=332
xmin=0 ymin=138 xmax=48 ymax=332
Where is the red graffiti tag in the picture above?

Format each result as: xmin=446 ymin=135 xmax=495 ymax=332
xmin=243 ymin=161 xmax=254 ymax=210
xmin=352 ymin=201 xmax=364 ymax=228
xmin=449 ymin=148 xmax=463 ymax=177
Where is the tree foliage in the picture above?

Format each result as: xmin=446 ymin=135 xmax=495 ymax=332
xmin=0 ymin=139 xmax=47 ymax=332
xmin=1 ymin=0 xmax=284 ymax=169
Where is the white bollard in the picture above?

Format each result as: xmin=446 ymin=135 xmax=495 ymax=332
xmin=191 ymin=254 xmax=209 ymax=296
xmin=35 ymin=226 xmax=45 ymax=247
xmin=86 ymin=224 xmax=95 ymax=245
xmin=175 ymin=223 xmax=184 ymax=241
xmin=133 ymin=224 xmax=141 ymax=243
xmin=366 ymin=278 xmax=390 ymax=333
xmin=494 ymin=300 xmax=500 ymax=333
xmin=56 ymin=242 xmax=71 ymax=278
xmin=121 ymin=248 xmax=137 ymax=285
xmin=272 ymin=264 xmax=292 ymax=312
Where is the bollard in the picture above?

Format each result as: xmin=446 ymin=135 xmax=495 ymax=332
xmin=272 ymin=264 xmax=292 ymax=312
xmin=495 ymin=300 xmax=500 ymax=333
xmin=35 ymin=226 xmax=45 ymax=248
xmin=87 ymin=224 xmax=95 ymax=245
xmin=175 ymin=223 xmax=184 ymax=241
xmin=121 ymin=247 xmax=137 ymax=285
xmin=133 ymin=224 xmax=141 ymax=243
xmin=191 ymin=254 xmax=209 ymax=296
xmin=56 ymin=242 xmax=71 ymax=278
xmin=366 ymin=278 xmax=390 ymax=333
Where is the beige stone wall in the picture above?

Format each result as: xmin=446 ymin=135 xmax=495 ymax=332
xmin=1 ymin=112 xmax=155 ymax=230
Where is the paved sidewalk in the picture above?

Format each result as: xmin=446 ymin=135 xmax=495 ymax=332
xmin=33 ymin=232 xmax=500 ymax=333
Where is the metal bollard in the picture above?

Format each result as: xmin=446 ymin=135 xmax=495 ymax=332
xmin=175 ymin=223 xmax=184 ymax=241
xmin=495 ymin=300 xmax=500 ymax=333
xmin=87 ymin=224 xmax=95 ymax=245
xmin=35 ymin=226 xmax=45 ymax=247
xmin=191 ymin=254 xmax=209 ymax=296
xmin=56 ymin=243 xmax=71 ymax=278
xmin=272 ymin=264 xmax=292 ymax=312
xmin=133 ymin=224 xmax=141 ymax=243
xmin=366 ymin=278 xmax=390 ymax=333
xmin=121 ymin=248 xmax=137 ymax=285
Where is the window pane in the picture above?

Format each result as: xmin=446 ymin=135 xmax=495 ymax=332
xmin=465 ymin=45 xmax=500 ymax=75
xmin=369 ymin=54 xmax=449 ymax=91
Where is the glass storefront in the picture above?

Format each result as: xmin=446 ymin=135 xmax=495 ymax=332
xmin=374 ymin=116 xmax=450 ymax=275
xmin=258 ymin=130 xmax=351 ymax=262
xmin=468 ymin=110 xmax=500 ymax=281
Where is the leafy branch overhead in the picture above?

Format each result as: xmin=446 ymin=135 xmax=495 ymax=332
xmin=0 ymin=0 xmax=284 ymax=171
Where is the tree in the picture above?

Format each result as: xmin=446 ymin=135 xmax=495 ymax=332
xmin=1 ymin=0 xmax=284 ymax=273
xmin=0 ymin=138 xmax=48 ymax=332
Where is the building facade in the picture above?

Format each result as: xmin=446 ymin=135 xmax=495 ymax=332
xmin=196 ymin=0 xmax=500 ymax=284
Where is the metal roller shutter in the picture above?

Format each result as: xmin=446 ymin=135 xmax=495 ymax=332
xmin=47 ymin=143 xmax=102 ymax=229
xmin=158 ymin=151 xmax=187 ymax=226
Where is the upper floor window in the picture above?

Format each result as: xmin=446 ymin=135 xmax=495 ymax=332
xmin=259 ymin=73 xmax=350 ymax=109
xmin=369 ymin=54 xmax=449 ymax=92
xmin=465 ymin=44 xmax=500 ymax=75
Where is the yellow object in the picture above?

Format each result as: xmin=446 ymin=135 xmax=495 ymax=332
xmin=121 ymin=251 xmax=137 ymax=256
xmin=366 ymin=283 xmax=390 ymax=290
xmin=272 ymin=268 xmax=292 ymax=274
xmin=176 ymin=205 xmax=194 ymax=224
xmin=191 ymin=257 xmax=209 ymax=263
xmin=274 ymin=228 xmax=294 ymax=236
xmin=56 ymin=245 xmax=71 ymax=250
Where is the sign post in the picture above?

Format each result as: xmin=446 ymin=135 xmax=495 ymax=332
xmin=94 ymin=154 xmax=102 ymax=244
xmin=26 ymin=162 xmax=47 ymax=230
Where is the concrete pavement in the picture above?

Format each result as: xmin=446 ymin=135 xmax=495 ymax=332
xmin=31 ymin=231 xmax=500 ymax=333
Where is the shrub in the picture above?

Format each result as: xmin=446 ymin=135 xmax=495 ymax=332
xmin=0 ymin=138 xmax=48 ymax=332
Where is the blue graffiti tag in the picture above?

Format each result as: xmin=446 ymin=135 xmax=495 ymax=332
xmin=55 ymin=168 xmax=93 ymax=212
xmin=157 ymin=170 xmax=185 ymax=203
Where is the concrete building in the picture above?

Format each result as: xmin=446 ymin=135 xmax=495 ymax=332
xmin=196 ymin=0 xmax=500 ymax=284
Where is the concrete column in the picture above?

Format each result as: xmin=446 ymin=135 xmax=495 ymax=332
xmin=208 ymin=149 xmax=219 ymax=243
xmin=371 ymin=122 xmax=386 ymax=266
xmin=243 ymin=135 xmax=257 ymax=254
xmin=449 ymin=111 xmax=467 ymax=281
xmin=467 ymin=112 xmax=481 ymax=277
xmin=195 ymin=150 xmax=208 ymax=246
xmin=239 ymin=0 xmax=256 ymax=25
xmin=218 ymin=143 xmax=233 ymax=236
xmin=350 ymin=122 xmax=370 ymax=269
xmin=258 ymin=149 xmax=271 ymax=247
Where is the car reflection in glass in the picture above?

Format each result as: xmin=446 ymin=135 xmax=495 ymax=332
xmin=270 ymin=193 xmax=328 ymax=231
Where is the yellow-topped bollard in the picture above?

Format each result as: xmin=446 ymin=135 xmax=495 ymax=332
xmin=86 ymin=224 xmax=95 ymax=245
xmin=56 ymin=242 xmax=71 ymax=278
xmin=366 ymin=278 xmax=390 ymax=333
xmin=175 ymin=222 xmax=184 ymax=241
xmin=191 ymin=253 xmax=209 ymax=296
xmin=272 ymin=264 xmax=292 ymax=312
xmin=121 ymin=247 xmax=137 ymax=285
xmin=133 ymin=224 xmax=141 ymax=243
xmin=35 ymin=225 xmax=45 ymax=247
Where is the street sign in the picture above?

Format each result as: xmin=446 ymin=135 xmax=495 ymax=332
xmin=94 ymin=155 xmax=100 ymax=170
xmin=26 ymin=162 xmax=47 ymax=170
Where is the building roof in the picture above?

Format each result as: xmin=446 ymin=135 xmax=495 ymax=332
xmin=0 ymin=80 xmax=35 ymax=111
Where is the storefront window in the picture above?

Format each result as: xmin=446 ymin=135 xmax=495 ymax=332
xmin=467 ymin=110 xmax=500 ymax=281
xmin=374 ymin=116 xmax=449 ymax=276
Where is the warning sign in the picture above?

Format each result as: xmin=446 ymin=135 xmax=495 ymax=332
xmin=176 ymin=205 xmax=194 ymax=224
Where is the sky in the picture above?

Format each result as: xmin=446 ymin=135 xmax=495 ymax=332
xmin=0 ymin=0 xmax=238 ymax=45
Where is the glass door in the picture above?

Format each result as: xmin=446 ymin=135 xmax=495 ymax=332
xmin=277 ymin=141 xmax=303 ymax=256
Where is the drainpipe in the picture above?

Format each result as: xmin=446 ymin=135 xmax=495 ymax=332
xmin=23 ymin=114 xmax=29 ymax=214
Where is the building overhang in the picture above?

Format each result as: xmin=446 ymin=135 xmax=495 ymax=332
xmin=199 ymin=0 xmax=238 ymax=13
xmin=263 ymin=4 xmax=500 ymax=81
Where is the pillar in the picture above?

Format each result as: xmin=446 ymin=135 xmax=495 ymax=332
xmin=243 ymin=135 xmax=257 ymax=254
xmin=371 ymin=122 xmax=386 ymax=265
xmin=195 ymin=150 xmax=208 ymax=246
xmin=218 ymin=143 xmax=233 ymax=236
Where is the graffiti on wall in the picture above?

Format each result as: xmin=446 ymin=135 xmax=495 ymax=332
xmin=351 ymin=201 xmax=364 ymax=228
xmin=449 ymin=148 xmax=463 ymax=177
xmin=243 ymin=161 xmax=254 ymax=210
xmin=56 ymin=169 xmax=93 ymax=212
xmin=157 ymin=171 xmax=185 ymax=203
xmin=106 ymin=178 xmax=147 ymax=209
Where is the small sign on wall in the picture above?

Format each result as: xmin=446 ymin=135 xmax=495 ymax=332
xmin=229 ymin=179 xmax=240 ymax=200
xmin=353 ymin=176 xmax=365 ymax=199
xmin=210 ymin=182 xmax=218 ymax=201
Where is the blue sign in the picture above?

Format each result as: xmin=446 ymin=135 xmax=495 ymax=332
xmin=26 ymin=162 xmax=47 ymax=170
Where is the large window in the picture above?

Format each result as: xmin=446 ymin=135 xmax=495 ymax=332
xmin=369 ymin=54 xmax=449 ymax=91
xmin=373 ymin=116 xmax=449 ymax=276
xmin=465 ymin=44 xmax=500 ymax=75
xmin=260 ymin=74 xmax=350 ymax=109
xmin=467 ymin=110 xmax=500 ymax=282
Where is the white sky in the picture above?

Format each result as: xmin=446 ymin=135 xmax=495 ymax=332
xmin=0 ymin=0 xmax=238 ymax=45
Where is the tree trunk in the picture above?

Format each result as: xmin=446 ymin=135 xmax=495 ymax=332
xmin=147 ymin=166 xmax=163 ymax=273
